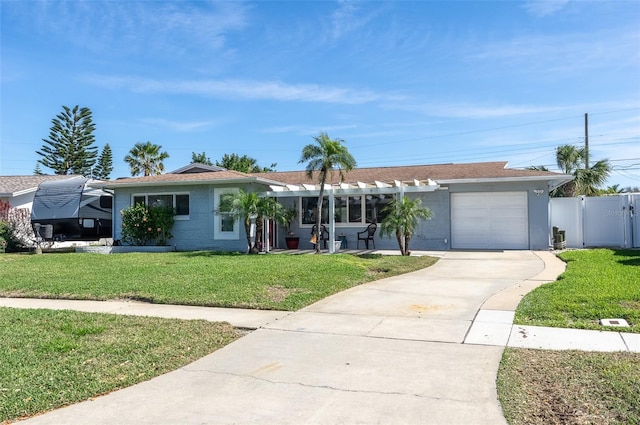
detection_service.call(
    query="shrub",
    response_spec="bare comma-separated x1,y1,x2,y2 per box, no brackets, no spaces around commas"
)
0,208,34,252
120,204,174,246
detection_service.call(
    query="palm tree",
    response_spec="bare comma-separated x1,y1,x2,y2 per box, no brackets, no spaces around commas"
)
380,196,432,256
125,141,169,176
555,144,585,174
553,144,610,197
217,190,285,254
255,197,284,252
574,160,612,196
217,190,260,254
299,132,356,253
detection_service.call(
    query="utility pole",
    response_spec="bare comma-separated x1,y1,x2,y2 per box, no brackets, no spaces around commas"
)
584,113,590,170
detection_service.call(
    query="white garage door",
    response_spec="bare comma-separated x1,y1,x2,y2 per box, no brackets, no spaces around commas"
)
451,192,529,249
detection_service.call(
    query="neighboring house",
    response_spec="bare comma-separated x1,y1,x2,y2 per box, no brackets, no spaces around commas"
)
0,175,84,212
96,161,572,252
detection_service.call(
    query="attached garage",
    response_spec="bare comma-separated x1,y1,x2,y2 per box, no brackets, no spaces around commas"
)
451,191,529,249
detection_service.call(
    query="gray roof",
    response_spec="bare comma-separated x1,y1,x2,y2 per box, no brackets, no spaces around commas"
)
0,175,84,197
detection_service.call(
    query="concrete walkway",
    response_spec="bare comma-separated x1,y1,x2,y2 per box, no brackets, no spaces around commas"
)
0,297,290,330
8,250,637,425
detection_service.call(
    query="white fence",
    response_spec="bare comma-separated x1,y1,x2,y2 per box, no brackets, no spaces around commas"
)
550,194,639,248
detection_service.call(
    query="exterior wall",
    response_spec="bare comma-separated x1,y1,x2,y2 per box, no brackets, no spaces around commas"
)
7,192,35,210
113,180,553,252
113,183,268,252
274,190,450,251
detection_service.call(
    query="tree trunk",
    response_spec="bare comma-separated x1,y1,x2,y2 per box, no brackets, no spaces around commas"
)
395,230,404,255
255,215,264,252
404,234,411,256
314,169,328,254
244,217,256,254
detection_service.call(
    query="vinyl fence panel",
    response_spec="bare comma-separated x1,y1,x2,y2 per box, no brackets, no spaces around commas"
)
632,195,640,248
550,195,635,249
583,196,631,248
550,197,584,248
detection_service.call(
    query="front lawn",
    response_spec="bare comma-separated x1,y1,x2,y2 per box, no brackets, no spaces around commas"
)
0,252,438,311
499,248,640,424
514,249,640,333
0,308,239,423
498,348,640,425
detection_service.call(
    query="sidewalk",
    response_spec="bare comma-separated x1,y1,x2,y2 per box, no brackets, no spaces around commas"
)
464,251,640,353
0,297,290,329
4,295,636,353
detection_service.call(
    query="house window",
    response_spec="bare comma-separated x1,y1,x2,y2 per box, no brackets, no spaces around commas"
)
219,193,235,232
366,194,392,223
301,197,328,225
175,194,189,216
299,194,391,225
335,197,347,223
131,193,190,219
348,196,363,223
214,188,239,240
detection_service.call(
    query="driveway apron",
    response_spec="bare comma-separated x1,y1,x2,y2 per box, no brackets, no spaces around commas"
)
20,251,545,425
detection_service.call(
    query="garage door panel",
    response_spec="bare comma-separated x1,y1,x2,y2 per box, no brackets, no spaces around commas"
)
451,192,528,250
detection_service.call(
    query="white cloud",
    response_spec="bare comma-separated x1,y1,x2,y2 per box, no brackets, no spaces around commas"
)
138,118,221,132
261,124,358,136
85,75,384,105
467,29,640,74
523,0,570,17
26,1,248,56
330,0,381,39
391,101,570,119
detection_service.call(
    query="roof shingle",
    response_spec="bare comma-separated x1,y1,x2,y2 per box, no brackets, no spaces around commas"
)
0,175,84,196
254,161,567,185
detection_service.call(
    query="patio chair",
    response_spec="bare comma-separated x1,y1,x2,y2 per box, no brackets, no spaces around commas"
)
310,224,329,249
357,223,377,249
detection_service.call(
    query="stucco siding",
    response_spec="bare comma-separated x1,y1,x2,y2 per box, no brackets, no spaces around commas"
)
113,183,271,252
111,179,553,252
8,192,35,210
406,190,450,250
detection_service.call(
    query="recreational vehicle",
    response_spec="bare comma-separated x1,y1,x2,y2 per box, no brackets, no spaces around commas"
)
31,177,113,241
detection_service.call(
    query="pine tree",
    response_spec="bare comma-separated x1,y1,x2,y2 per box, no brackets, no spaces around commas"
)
93,143,113,180
33,163,44,175
36,105,98,175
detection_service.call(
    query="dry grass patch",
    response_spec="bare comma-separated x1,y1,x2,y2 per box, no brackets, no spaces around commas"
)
498,348,640,425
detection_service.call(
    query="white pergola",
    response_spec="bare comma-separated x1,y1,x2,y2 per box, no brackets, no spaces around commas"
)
262,178,440,253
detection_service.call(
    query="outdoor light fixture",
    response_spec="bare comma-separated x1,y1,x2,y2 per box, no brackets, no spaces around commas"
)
533,189,544,196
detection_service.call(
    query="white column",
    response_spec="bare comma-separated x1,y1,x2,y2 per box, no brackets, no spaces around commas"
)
328,187,335,253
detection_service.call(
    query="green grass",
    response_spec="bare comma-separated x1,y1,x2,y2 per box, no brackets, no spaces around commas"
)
0,307,239,423
498,348,640,425
514,249,640,333
501,249,640,424
0,252,438,311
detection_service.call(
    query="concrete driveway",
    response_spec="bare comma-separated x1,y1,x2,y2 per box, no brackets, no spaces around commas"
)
20,251,547,425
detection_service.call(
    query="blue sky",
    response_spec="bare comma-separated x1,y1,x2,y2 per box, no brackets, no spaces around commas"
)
1,0,639,188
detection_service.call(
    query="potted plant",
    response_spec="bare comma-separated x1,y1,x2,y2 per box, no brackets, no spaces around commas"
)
280,207,299,249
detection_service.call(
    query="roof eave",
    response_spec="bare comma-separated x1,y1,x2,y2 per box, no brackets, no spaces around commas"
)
94,176,276,189
12,187,39,197
439,175,573,185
